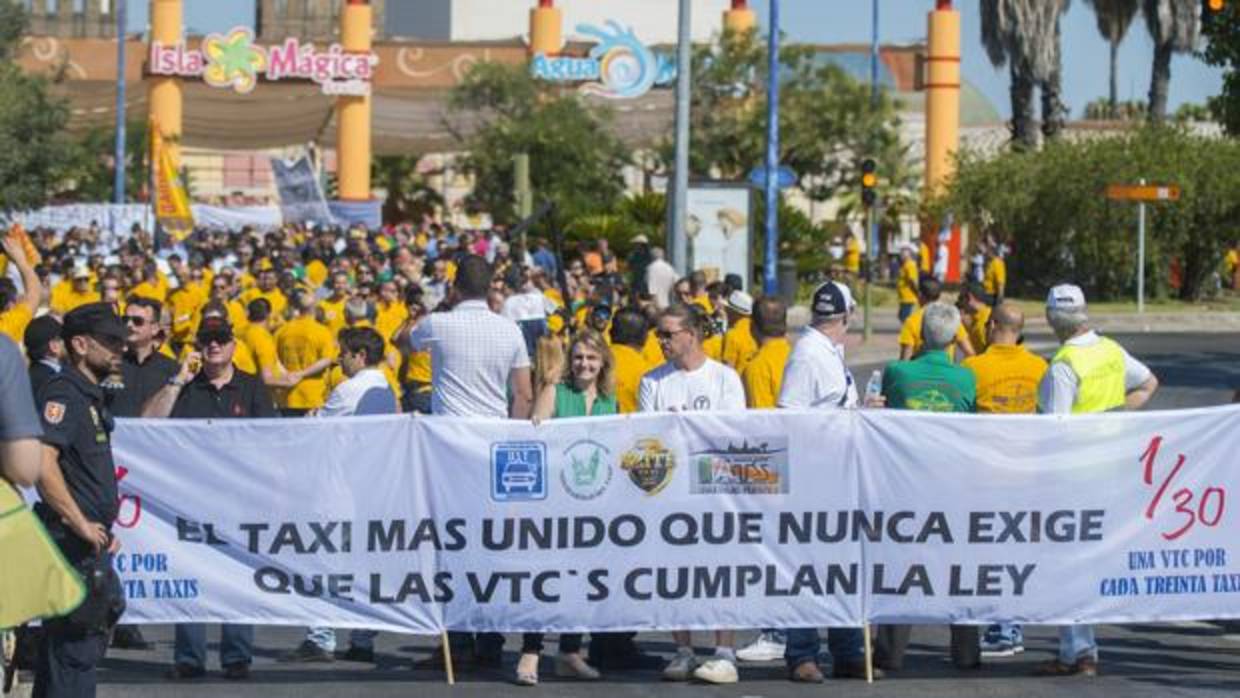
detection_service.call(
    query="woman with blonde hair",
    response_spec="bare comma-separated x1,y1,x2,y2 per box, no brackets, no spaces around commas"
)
515,329,616,686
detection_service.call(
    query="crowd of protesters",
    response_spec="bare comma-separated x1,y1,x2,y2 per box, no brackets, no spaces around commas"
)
0,216,1157,692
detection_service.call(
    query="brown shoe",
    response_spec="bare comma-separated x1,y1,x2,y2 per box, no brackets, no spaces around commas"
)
789,661,824,683
1033,658,1097,677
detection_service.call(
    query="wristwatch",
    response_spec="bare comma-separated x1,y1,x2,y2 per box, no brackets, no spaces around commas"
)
167,375,189,388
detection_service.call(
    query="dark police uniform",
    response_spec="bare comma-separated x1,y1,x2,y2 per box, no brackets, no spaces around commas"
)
32,304,126,698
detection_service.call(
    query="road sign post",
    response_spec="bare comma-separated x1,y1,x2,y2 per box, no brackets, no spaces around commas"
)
1105,181,1180,314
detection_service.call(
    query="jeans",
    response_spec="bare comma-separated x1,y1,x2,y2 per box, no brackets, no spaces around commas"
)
898,303,915,323
174,624,254,668
784,627,864,668
306,627,379,653
1058,625,1097,664
984,623,1023,645
447,631,504,660
521,633,583,654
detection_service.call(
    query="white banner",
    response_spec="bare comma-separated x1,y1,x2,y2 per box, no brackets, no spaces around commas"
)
108,406,1240,632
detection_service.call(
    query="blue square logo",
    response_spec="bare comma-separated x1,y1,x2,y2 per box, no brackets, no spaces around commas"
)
491,441,548,501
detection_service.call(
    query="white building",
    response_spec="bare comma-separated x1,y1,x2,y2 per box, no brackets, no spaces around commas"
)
386,0,732,44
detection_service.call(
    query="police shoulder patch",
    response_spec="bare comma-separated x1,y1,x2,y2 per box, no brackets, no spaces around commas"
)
43,401,66,425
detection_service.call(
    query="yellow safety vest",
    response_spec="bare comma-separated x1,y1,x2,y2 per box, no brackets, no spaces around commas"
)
0,482,86,629
1052,337,1127,414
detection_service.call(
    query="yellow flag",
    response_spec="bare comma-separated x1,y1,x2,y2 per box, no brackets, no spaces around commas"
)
151,120,194,241
0,483,85,629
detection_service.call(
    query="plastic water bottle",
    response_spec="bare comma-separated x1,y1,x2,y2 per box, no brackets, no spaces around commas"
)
865,369,883,401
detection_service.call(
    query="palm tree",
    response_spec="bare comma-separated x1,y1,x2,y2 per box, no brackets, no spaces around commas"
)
980,0,1072,149
1086,0,1140,118
1143,0,1200,123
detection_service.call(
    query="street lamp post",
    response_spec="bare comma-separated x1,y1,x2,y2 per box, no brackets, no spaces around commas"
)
113,0,127,210
668,0,692,275
762,0,780,295
863,0,879,342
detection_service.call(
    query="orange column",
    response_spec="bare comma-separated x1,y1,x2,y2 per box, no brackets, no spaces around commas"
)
723,0,756,35
529,0,562,55
924,0,960,197
149,0,183,166
337,0,372,201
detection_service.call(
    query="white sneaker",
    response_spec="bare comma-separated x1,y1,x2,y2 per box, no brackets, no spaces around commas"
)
736,633,786,663
693,657,739,684
662,651,698,681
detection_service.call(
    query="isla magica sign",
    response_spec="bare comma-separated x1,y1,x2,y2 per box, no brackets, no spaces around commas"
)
531,22,675,99
149,27,377,96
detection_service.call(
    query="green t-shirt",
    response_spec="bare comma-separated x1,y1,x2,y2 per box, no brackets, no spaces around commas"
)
882,350,977,413
554,382,618,418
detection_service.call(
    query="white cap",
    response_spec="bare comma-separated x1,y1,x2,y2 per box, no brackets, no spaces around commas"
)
71,265,90,279
1046,284,1086,311
725,290,753,315
631,234,650,244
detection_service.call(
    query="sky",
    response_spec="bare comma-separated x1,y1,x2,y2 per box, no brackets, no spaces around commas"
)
122,0,1223,120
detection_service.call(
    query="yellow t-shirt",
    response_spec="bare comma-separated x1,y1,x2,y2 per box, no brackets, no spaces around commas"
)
962,344,1048,414
305,260,329,290
275,316,337,409
129,280,166,304
984,258,1007,297
168,287,206,346
240,288,288,327
919,241,932,274
318,297,348,336
703,333,723,362
742,338,791,409
227,299,249,335
897,306,969,359
967,304,992,356
897,259,919,305
375,301,409,344
611,344,651,414
0,305,33,346
241,323,281,378
845,238,861,273
1226,249,1239,273
51,285,100,316
722,317,758,375
641,329,665,366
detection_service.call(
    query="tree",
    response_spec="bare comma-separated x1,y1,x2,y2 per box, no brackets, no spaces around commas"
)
373,154,442,225
931,126,1240,301
1199,2,1240,135
980,0,1071,148
0,1,77,211
59,120,150,203
445,62,631,228
1086,0,1141,118
1143,0,1200,123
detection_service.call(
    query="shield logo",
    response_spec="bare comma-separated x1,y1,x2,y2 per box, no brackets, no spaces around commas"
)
620,437,676,496
43,401,65,425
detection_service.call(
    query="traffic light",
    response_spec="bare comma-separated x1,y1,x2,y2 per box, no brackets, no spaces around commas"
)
861,158,878,208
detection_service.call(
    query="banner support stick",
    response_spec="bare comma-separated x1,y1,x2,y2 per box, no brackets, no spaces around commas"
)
863,624,873,683
440,631,455,685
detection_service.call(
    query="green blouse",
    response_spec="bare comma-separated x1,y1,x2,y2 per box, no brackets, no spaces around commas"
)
554,382,618,418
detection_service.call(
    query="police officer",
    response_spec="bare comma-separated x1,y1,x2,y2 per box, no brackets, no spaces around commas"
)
32,303,127,698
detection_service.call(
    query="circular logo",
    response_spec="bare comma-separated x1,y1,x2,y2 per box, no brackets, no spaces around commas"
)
620,437,677,496
560,440,613,500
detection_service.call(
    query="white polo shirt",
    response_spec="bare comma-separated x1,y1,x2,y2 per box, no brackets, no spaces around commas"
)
638,358,745,413
777,326,858,410
408,299,530,418
319,368,398,417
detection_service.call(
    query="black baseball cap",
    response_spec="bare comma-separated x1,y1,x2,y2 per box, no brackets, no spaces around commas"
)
810,281,852,319
24,315,62,358
62,302,127,342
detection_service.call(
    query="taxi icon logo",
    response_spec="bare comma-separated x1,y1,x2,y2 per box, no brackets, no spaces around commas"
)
491,441,547,502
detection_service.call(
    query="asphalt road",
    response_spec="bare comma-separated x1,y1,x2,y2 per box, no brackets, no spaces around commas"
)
24,332,1240,697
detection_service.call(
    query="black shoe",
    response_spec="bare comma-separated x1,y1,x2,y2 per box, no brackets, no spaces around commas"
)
165,663,207,681
222,662,251,680
341,646,375,663
473,652,504,669
833,659,884,680
413,649,471,672
589,646,664,671
111,625,153,650
278,640,335,663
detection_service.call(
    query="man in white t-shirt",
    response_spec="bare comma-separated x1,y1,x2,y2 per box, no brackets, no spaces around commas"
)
638,304,745,684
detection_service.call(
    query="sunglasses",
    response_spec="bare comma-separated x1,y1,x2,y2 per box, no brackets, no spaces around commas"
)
655,328,689,340
197,332,233,348
123,315,148,327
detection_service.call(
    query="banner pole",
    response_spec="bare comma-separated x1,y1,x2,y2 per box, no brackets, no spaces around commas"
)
863,624,873,684
440,631,455,685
